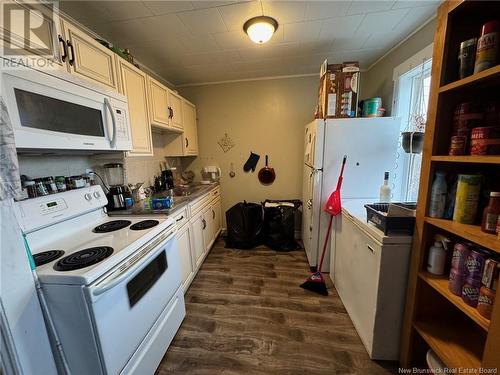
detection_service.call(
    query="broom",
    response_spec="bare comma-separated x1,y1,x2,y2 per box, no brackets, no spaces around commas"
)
300,156,347,296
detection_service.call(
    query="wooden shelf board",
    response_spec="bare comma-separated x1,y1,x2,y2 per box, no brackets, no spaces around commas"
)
425,217,500,254
439,65,500,93
431,155,500,164
414,320,483,370
419,272,490,331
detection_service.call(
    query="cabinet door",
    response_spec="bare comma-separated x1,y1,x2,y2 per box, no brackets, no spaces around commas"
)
168,90,183,131
212,199,222,239
148,77,170,128
62,20,118,90
1,2,65,69
182,100,199,156
176,224,194,292
118,59,153,156
202,206,214,252
191,213,206,269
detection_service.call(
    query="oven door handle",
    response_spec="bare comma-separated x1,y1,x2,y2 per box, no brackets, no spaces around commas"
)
104,97,117,149
91,229,175,297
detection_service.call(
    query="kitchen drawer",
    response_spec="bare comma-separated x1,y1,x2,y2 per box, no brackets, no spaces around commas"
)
189,194,211,216
173,207,188,229
209,187,220,202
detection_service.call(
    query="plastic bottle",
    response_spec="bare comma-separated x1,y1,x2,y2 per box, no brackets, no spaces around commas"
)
429,171,447,218
379,171,391,203
427,241,446,275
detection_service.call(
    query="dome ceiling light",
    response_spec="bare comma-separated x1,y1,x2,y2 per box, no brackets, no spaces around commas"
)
243,16,278,44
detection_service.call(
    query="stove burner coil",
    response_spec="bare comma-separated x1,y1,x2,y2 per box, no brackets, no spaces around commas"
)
33,250,65,267
93,220,131,233
54,247,114,271
130,220,160,231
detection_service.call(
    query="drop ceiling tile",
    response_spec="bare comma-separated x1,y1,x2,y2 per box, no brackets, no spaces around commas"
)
173,50,242,66
59,1,113,28
177,7,228,34
363,31,402,51
347,1,395,15
132,14,191,39
261,1,307,24
102,1,154,21
283,20,322,43
213,30,249,49
304,1,351,21
356,7,410,34
218,1,261,31
392,4,437,34
331,35,370,51
340,47,385,67
319,14,364,39
392,0,440,9
191,1,240,10
142,1,195,15
178,34,221,54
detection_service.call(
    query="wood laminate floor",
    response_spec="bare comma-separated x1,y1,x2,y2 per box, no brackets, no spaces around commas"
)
156,240,398,375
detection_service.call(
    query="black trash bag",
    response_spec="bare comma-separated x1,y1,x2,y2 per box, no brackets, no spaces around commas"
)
225,201,264,249
262,199,302,251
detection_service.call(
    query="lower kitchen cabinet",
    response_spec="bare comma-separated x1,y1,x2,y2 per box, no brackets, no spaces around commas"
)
212,198,222,239
176,223,194,292
202,205,214,251
190,211,206,270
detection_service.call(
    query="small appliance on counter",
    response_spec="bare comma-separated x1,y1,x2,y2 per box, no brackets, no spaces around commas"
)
104,163,127,211
201,166,221,184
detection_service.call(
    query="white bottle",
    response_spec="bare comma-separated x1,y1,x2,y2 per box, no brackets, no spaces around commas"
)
427,241,446,275
379,171,391,203
429,171,447,218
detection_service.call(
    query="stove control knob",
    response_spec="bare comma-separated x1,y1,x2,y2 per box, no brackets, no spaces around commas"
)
93,191,101,199
84,193,92,201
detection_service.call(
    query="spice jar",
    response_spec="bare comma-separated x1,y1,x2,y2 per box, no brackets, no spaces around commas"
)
43,177,58,194
24,180,37,198
481,192,500,234
55,176,67,192
34,178,49,196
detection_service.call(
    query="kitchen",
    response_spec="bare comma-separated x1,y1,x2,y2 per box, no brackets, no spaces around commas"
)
1,0,500,374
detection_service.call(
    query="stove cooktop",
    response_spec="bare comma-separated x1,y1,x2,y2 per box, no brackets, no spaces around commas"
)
130,220,159,231
93,220,132,233
33,250,65,267
54,247,114,271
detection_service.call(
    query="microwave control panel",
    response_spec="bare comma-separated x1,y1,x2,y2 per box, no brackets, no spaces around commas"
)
115,108,128,138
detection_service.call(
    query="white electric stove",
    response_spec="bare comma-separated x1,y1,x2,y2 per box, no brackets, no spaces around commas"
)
15,186,186,375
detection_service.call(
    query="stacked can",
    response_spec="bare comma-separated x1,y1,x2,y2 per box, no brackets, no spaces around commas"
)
477,258,499,319
449,243,470,295
462,249,490,307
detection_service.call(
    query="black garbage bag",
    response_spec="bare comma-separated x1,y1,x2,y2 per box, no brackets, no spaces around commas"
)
225,201,264,249
262,199,302,251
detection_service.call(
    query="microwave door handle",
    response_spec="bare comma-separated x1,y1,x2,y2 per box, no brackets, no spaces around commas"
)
92,229,175,296
104,98,117,149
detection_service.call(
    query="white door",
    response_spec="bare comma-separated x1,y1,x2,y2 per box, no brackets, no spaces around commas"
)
176,224,193,292
191,213,205,269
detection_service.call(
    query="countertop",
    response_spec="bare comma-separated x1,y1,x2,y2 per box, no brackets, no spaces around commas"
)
108,183,219,217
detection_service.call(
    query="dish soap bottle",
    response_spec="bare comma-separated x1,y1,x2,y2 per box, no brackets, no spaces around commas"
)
429,171,447,218
427,241,446,275
379,171,391,203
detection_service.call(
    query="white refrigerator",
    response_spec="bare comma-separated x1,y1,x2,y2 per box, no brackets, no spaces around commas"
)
302,117,401,271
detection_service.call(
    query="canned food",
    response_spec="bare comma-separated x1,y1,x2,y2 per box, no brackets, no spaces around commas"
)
453,174,482,224
477,286,496,319
451,243,470,272
449,268,466,296
449,135,468,155
465,249,488,283
470,126,500,155
482,258,499,290
462,279,481,307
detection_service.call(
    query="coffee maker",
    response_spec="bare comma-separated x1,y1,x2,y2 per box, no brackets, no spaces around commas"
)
104,163,127,211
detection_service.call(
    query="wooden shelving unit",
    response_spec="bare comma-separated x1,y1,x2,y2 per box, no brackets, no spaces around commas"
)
400,0,500,371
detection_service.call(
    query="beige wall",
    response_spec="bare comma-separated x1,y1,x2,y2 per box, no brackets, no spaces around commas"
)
360,19,436,114
180,76,318,225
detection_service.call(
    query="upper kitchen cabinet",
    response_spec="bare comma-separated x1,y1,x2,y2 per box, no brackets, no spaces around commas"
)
61,19,119,91
0,2,64,68
182,100,199,156
117,58,153,156
168,90,184,131
148,76,171,129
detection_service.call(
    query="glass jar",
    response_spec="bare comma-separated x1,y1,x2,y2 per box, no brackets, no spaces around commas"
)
43,177,58,194
24,180,38,198
34,178,49,196
481,192,500,234
55,176,67,192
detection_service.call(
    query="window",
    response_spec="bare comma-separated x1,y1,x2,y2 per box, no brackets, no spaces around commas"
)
392,44,433,202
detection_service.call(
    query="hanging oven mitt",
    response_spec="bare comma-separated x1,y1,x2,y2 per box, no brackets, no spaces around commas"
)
243,152,260,172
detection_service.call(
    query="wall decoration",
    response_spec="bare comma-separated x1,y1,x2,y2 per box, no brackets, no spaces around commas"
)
218,133,235,153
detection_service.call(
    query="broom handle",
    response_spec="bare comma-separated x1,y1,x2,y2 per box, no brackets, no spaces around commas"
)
336,156,347,190
318,215,334,273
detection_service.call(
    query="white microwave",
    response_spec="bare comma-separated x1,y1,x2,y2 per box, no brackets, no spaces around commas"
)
1,64,132,152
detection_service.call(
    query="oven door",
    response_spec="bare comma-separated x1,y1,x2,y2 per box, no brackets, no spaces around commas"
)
86,227,181,375
1,65,131,151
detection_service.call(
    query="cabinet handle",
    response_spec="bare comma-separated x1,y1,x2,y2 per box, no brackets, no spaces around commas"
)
307,199,312,209
212,209,215,219
367,244,375,253
176,215,184,222
168,106,173,119
67,40,75,66
185,138,189,148
202,219,206,230
58,35,67,62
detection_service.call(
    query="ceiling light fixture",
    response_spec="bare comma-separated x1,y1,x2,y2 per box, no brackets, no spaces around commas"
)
243,16,278,44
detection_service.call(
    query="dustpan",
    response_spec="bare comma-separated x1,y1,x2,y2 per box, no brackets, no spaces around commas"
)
300,155,347,296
